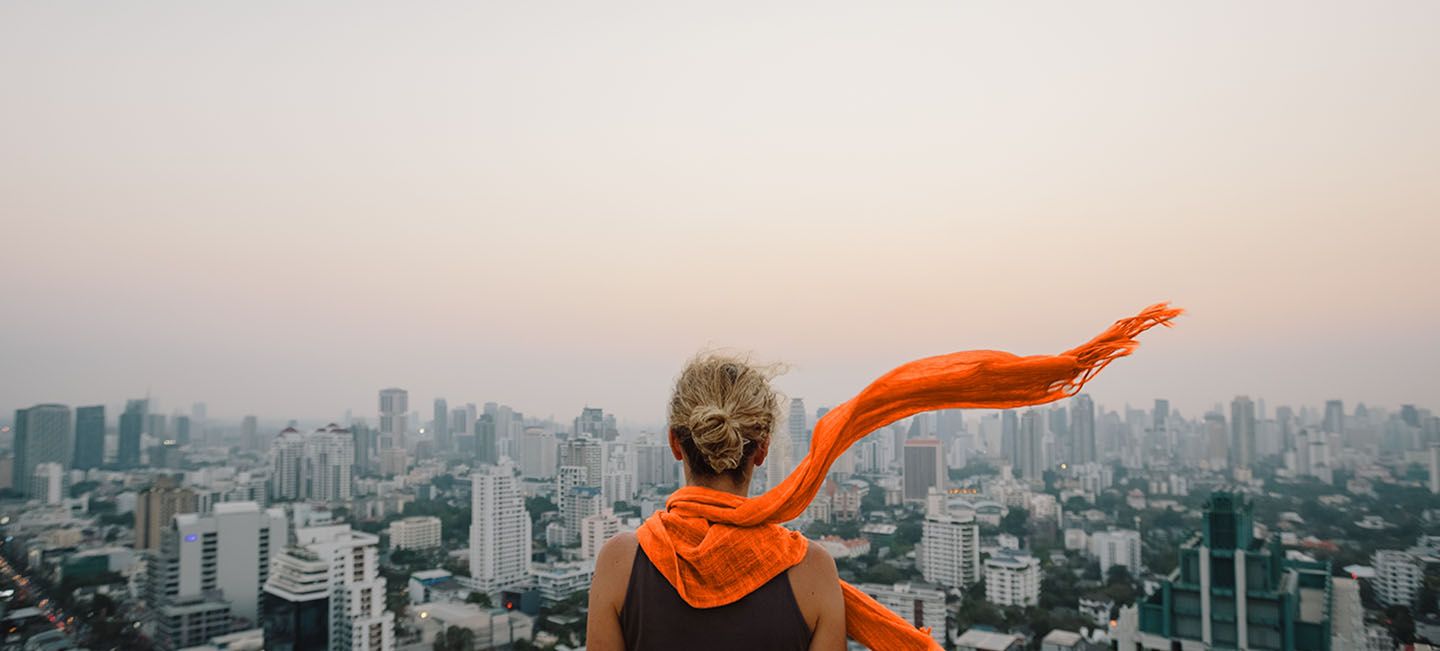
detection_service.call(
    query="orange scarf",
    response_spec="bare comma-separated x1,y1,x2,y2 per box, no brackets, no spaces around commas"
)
636,303,1182,649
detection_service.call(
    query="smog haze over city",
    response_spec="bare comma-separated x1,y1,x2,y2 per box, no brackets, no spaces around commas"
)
2,3,1439,651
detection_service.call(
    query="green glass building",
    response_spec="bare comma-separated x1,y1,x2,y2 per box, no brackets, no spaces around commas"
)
1123,491,1333,651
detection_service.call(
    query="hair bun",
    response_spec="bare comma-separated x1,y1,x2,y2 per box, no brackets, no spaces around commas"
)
687,405,746,472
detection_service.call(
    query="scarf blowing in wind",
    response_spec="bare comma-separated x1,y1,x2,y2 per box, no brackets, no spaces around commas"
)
634,303,1183,650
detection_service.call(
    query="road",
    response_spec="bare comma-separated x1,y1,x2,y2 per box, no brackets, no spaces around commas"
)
0,550,85,647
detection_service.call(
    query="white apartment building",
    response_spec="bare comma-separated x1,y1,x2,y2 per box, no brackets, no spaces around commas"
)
296,525,395,651
1091,529,1142,576
1373,549,1422,607
388,516,441,551
920,513,980,588
985,552,1040,607
470,464,533,592
150,502,289,650
855,582,946,647
580,509,622,560
532,561,595,603
271,425,355,502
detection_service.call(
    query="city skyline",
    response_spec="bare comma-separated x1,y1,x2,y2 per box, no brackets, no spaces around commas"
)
3,2,1439,422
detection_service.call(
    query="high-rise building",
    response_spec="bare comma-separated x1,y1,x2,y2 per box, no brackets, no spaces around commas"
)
1323,400,1345,435
902,439,943,502
1230,396,1257,471
432,398,450,454
378,388,408,449
1090,529,1142,576
1016,409,1044,482
119,399,148,468
574,407,606,440
12,404,73,495
147,413,169,442
241,414,259,451
469,464,532,592
475,414,499,466
175,415,192,445
1070,395,1095,466
305,424,355,502
271,428,307,501
149,502,289,649
559,435,604,486
855,582,946,648
1153,399,1170,432
1000,410,1019,469
73,405,105,470
634,438,677,487
984,551,1040,607
1121,491,1338,650
135,476,200,550
296,526,394,650
920,513,979,588
789,398,809,456
518,427,556,479
1430,446,1440,495
1204,412,1228,469
30,462,67,504
262,544,330,651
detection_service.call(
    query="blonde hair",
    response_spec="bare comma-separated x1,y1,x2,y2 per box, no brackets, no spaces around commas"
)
668,351,787,475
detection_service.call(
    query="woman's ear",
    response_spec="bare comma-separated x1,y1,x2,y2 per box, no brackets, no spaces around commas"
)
752,436,771,467
668,428,684,461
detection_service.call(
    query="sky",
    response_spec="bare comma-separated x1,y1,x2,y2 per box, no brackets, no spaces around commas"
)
2,1,1438,429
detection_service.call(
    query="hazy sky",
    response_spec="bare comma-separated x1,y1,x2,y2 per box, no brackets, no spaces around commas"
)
3,1,1438,428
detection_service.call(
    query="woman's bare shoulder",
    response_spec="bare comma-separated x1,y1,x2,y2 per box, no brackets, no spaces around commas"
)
592,531,639,607
790,539,839,586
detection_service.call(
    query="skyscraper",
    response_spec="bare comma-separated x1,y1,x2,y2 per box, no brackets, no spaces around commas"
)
1323,400,1345,435
1070,395,1095,466
518,427,556,479
559,435,603,486
1000,410,1019,469
902,439,943,502
789,398,808,455
432,398,450,454
475,414,498,466
73,404,106,470
1016,409,1044,482
1230,396,1257,471
13,404,73,495
272,425,355,503
174,415,191,445
469,464,532,592
119,399,148,468
1153,399,1170,432
574,407,605,440
378,388,408,449
242,414,259,450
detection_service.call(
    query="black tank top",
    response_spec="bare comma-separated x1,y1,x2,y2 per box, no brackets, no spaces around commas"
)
620,546,811,650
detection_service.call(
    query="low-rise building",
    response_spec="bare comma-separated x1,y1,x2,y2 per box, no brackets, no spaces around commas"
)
388,516,442,551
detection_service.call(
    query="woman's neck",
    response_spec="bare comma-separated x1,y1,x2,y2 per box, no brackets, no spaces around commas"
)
687,475,751,498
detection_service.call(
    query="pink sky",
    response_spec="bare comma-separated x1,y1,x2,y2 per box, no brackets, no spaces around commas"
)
2,1,1438,426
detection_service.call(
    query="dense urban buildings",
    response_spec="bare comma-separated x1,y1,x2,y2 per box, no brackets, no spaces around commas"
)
1,387,1437,651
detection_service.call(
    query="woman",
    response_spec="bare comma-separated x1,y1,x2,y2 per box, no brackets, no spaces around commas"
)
586,355,846,650
586,303,1181,650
